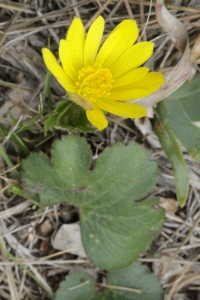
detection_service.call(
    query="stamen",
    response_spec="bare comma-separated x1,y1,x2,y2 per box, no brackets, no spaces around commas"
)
76,65,113,102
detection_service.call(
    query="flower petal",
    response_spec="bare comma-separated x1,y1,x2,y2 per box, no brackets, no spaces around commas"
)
95,28,122,66
124,72,165,91
95,20,139,69
109,72,165,100
86,103,108,130
97,98,146,118
66,18,85,71
110,42,154,79
84,16,105,66
109,89,154,100
42,48,76,92
112,19,138,40
57,78,77,93
59,39,77,81
113,67,149,88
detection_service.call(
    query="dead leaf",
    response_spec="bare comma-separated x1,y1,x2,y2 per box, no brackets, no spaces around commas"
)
156,0,188,52
153,254,184,285
159,197,178,213
39,218,53,236
0,74,31,121
134,117,161,148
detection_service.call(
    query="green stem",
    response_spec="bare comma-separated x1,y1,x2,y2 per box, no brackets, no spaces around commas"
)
0,145,20,180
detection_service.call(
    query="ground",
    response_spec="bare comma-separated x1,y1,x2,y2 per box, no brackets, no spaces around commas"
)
1,0,200,299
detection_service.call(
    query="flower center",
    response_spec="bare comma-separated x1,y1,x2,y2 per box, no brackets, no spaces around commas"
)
75,65,113,102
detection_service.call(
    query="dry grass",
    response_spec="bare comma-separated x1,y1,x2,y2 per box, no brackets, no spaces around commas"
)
1,0,200,299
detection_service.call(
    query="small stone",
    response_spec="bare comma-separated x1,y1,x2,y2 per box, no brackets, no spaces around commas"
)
52,223,86,258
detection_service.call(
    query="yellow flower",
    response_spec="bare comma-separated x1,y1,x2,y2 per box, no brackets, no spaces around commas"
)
42,16,165,130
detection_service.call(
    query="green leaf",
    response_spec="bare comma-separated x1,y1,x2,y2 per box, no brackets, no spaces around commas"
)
0,124,30,155
81,197,162,270
44,114,57,136
21,135,164,270
55,263,163,300
16,111,44,133
159,73,200,163
153,102,189,207
8,185,39,207
44,100,72,135
44,100,94,133
0,145,20,180
12,133,30,155
164,73,200,122
164,98,200,163
55,272,95,300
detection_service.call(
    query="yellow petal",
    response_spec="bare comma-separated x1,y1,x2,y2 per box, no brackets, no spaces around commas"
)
95,28,122,66
113,67,149,88
97,98,146,118
66,18,85,71
109,89,154,100
95,20,138,69
124,71,165,91
57,78,77,93
102,20,139,69
110,72,165,100
99,20,138,68
84,16,105,66
112,19,138,40
109,72,165,101
59,39,77,81
111,42,154,79
86,103,108,130
42,48,76,92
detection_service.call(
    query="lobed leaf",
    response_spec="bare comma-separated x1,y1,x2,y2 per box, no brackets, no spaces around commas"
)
55,262,163,300
55,272,95,300
22,135,164,269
